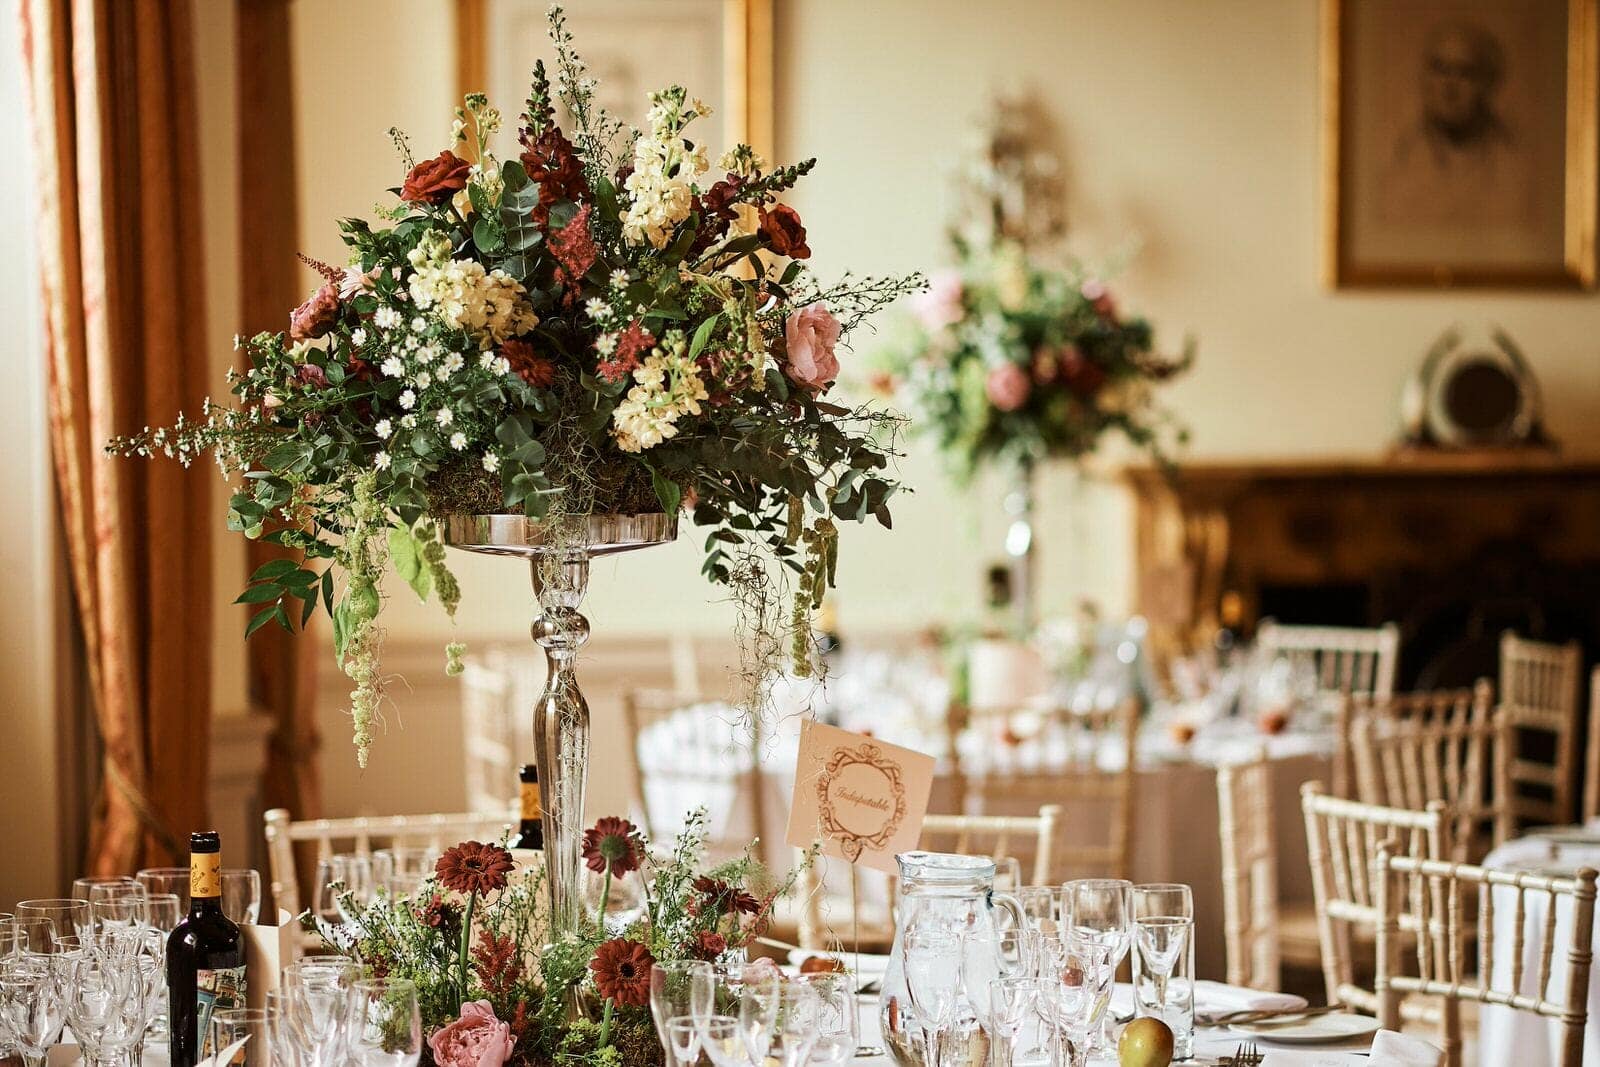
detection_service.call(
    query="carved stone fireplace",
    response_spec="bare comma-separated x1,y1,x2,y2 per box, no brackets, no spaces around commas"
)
1123,451,1600,686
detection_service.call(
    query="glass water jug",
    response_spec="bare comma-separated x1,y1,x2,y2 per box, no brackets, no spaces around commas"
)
878,851,1026,1066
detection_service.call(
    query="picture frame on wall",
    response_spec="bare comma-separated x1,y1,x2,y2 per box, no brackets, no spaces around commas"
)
1322,0,1598,288
455,0,773,163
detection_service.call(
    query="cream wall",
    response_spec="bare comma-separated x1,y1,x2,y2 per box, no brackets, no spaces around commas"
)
283,1,1600,807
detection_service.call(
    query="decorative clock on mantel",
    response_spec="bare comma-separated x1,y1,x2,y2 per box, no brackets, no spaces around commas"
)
1399,325,1550,450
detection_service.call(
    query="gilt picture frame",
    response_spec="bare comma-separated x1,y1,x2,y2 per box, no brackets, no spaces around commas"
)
1322,0,1598,288
456,0,773,163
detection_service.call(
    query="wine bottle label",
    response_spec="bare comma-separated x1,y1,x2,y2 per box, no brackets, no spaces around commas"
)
191,852,222,899
196,965,247,1055
520,780,543,821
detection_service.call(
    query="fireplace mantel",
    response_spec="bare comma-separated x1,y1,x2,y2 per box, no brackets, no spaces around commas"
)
1122,451,1600,677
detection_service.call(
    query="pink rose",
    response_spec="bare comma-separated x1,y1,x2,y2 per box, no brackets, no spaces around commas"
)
986,363,1031,412
289,282,340,341
783,302,841,392
426,1001,515,1067
911,269,964,330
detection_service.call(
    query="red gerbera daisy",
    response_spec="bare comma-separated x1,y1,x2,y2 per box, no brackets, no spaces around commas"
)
434,840,514,895
589,938,654,1007
581,817,642,877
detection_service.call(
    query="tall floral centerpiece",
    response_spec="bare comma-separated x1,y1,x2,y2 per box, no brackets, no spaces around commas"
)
110,8,917,940
876,97,1191,631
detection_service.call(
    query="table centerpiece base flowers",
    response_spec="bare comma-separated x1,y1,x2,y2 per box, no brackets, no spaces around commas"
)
313,810,804,1067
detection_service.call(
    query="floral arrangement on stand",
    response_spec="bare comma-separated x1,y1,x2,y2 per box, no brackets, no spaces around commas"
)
316,811,798,1067
108,6,918,764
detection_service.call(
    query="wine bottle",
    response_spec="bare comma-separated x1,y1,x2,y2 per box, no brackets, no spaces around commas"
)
508,763,544,850
167,830,246,1067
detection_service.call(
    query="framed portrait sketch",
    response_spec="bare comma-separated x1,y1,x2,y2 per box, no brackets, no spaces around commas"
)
456,0,773,162
1322,0,1598,288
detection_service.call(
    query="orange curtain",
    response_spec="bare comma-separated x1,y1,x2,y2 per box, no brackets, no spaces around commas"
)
22,0,214,872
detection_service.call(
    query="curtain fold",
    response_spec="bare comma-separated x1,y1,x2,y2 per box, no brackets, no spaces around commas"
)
22,0,214,872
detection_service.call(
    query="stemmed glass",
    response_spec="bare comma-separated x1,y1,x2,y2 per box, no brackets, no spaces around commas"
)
649,961,713,1059
664,1016,701,1067
903,927,963,1067
1061,878,1131,1052
222,870,264,925
371,850,439,898
15,900,90,943
1017,886,1057,932
213,1007,278,1067
63,952,147,1067
0,960,66,1067
348,978,422,1067
71,878,142,905
987,977,1043,1067
697,1014,745,1066
1132,883,1196,1060
10,919,59,958
313,856,374,926
797,972,857,1064
736,973,779,1064
136,868,192,911
281,958,360,1067
766,982,820,1067
1038,935,1116,1067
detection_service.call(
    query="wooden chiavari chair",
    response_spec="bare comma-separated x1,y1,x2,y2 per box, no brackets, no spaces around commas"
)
1349,680,1512,863
958,698,1138,882
1300,782,1450,1020
263,807,515,951
1335,682,1495,801
622,689,765,860
1257,621,1400,703
795,806,1062,950
1500,632,1583,827
1217,751,1281,989
1586,666,1600,823
1374,845,1598,1067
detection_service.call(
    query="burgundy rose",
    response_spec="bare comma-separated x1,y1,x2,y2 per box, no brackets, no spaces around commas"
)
401,150,473,205
289,282,340,341
760,204,810,259
296,363,329,389
688,930,728,961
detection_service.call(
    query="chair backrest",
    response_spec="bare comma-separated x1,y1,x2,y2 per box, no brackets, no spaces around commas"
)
959,699,1139,881
1586,666,1600,823
1349,681,1511,863
1375,847,1598,1067
1218,751,1279,991
1500,631,1583,827
263,806,514,944
622,690,765,856
1335,682,1496,800
1257,621,1401,704
458,648,525,814
1300,781,1448,1016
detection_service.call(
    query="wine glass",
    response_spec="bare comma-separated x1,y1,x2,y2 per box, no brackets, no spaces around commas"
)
348,978,422,1067
1061,878,1131,1052
1038,935,1116,1067
137,868,192,912
664,1016,701,1067
71,877,141,904
1132,883,1195,1060
796,972,857,1064
0,961,65,1067
90,897,146,947
213,1007,278,1067
222,869,264,925
1018,886,1057,932
14,900,89,943
736,972,779,1063
987,976,1042,1067
64,952,147,1066
766,981,820,1067
10,919,58,959
696,1014,747,1067
145,893,183,934
371,849,439,897
903,927,963,1067
313,856,373,926
649,960,714,1056
282,958,360,1067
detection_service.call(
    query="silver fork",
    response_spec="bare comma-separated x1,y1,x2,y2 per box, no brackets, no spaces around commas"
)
1230,1042,1265,1066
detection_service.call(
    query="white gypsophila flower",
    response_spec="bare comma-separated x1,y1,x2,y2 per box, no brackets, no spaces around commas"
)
374,306,402,329
399,389,416,410
381,357,405,378
595,333,617,357
478,352,497,369
414,371,433,390
585,297,611,322
351,328,368,346
375,451,392,470
609,269,630,290
375,419,393,440
400,414,418,429
450,432,468,451
481,451,500,473
436,408,454,427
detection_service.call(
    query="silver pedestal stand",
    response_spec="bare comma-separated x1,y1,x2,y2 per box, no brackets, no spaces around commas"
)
442,511,678,941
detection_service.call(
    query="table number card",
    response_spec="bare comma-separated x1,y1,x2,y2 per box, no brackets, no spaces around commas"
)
785,720,935,875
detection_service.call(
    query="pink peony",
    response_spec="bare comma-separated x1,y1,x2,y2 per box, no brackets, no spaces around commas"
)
426,1001,516,1067
986,363,1031,412
911,269,964,331
289,282,340,341
783,302,841,392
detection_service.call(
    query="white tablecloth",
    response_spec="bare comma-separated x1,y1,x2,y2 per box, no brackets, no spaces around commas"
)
1479,835,1600,1067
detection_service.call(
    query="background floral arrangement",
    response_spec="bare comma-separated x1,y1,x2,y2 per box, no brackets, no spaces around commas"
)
875,238,1193,482
109,7,918,764
317,810,798,1067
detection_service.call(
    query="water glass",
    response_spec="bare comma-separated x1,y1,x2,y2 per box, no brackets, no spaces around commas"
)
0,963,66,1067
649,960,714,1054
71,877,142,904
796,972,857,1064
64,953,147,1065
348,978,422,1067
223,869,264,925
371,849,439,897
90,897,146,946
136,867,192,911
696,1014,745,1067
145,893,184,933
736,973,779,1063
1018,886,1057,932
766,982,820,1067
1061,878,1131,1052
313,856,373,926
214,1007,278,1067
281,958,360,1067
1038,935,1116,1067
15,900,90,942
664,1015,701,1067
987,976,1042,1067
1132,882,1196,1060
11,919,59,958
903,927,963,1067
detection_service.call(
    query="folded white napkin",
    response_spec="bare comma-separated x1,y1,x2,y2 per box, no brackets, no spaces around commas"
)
1193,979,1308,1014
1368,1029,1443,1066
